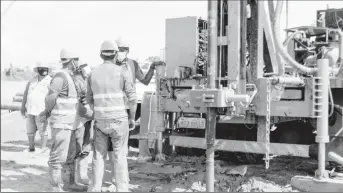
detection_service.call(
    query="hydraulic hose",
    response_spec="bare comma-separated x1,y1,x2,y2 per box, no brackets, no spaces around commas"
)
274,0,317,75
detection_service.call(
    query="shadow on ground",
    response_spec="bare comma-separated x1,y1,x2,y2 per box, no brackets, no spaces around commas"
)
1,160,51,192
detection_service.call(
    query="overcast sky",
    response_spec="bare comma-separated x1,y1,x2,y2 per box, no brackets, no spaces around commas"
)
1,1,342,70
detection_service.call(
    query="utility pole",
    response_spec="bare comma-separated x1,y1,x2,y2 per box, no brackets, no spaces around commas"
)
205,0,218,192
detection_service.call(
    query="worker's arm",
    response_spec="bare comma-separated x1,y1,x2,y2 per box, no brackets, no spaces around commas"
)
41,73,68,118
20,81,30,116
84,74,94,118
135,60,155,86
121,67,137,122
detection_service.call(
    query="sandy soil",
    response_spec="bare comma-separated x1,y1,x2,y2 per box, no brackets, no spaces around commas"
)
1,111,325,192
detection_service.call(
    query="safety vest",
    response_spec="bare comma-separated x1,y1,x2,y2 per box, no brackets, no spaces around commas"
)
49,70,79,128
123,59,136,109
91,61,128,120
26,75,52,116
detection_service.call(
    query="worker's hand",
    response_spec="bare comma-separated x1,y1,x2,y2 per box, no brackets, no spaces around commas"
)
129,119,135,131
150,61,165,70
39,112,47,123
20,106,27,117
83,105,94,120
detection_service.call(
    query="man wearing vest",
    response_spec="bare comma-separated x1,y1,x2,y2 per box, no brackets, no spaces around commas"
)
72,61,93,188
21,62,52,153
115,37,163,154
39,49,86,192
86,40,136,192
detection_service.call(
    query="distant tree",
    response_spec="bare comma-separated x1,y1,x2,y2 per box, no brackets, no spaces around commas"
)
146,56,160,63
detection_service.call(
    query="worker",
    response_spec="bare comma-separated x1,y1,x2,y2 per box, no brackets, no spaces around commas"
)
72,61,93,188
39,48,86,192
113,36,164,157
21,62,52,153
86,40,136,192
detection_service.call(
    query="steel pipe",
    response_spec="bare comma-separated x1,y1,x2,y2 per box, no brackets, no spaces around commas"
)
13,96,23,102
272,77,305,86
1,103,21,111
15,92,24,97
206,0,218,191
315,59,330,179
328,152,343,165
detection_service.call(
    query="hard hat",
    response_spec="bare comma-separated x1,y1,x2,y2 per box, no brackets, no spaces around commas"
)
60,48,79,63
100,40,119,53
33,62,52,73
115,36,130,49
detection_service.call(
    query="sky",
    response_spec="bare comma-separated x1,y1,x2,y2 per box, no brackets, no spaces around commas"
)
1,0,343,70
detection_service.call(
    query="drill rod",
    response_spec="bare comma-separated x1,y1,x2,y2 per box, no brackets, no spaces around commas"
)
206,0,218,192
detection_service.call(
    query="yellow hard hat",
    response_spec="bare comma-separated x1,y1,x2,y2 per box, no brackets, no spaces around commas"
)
115,36,130,49
100,40,119,52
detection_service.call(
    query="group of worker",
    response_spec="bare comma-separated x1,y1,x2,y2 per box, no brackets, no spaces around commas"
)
20,37,163,192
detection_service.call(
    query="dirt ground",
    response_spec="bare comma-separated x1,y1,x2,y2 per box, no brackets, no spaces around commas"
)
1,110,326,192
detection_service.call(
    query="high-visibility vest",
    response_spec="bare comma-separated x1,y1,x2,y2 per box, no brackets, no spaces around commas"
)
26,75,52,116
49,70,79,128
91,62,127,120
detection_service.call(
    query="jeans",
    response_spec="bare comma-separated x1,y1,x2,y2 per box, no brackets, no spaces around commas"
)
48,126,76,170
88,119,129,192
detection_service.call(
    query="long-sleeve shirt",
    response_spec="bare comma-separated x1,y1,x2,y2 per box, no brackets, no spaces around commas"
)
44,71,70,117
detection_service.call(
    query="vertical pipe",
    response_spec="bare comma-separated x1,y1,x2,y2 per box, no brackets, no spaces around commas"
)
155,64,166,157
206,0,218,192
316,59,330,179
218,0,223,84
240,0,247,96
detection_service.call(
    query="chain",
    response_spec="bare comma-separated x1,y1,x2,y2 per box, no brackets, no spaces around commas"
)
265,79,271,169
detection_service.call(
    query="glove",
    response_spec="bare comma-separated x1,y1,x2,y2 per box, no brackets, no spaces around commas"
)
150,61,165,70
20,106,27,117
129,119,135,131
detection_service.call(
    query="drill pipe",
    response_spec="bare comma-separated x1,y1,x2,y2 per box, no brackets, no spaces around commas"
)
206,0,218,192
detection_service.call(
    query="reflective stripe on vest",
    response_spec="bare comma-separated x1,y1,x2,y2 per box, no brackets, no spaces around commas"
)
49,70,78,126
91,63,128,119
93,92,126,112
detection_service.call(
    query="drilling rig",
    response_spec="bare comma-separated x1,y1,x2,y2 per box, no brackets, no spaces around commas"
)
133,0,343,191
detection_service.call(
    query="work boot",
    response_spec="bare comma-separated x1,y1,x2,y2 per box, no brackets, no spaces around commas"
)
75,157,90,186
27,135,35,152
62,167,88,191
49,168,64,192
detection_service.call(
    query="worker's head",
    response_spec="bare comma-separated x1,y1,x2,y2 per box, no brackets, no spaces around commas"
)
60,48,79,73
115,37,130,63
34,62,51,77
79,62,91,79
100,40,119,62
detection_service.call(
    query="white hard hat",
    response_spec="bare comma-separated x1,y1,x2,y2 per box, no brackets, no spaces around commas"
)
33,62,52,73
115,36,130,49
100,40,119,54
60,48,79,63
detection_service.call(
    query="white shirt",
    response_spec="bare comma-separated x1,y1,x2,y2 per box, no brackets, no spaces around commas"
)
26,75,52,116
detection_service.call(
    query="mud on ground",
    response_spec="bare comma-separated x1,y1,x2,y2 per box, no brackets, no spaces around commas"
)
1,137,321,192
